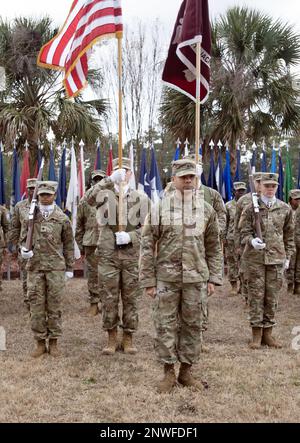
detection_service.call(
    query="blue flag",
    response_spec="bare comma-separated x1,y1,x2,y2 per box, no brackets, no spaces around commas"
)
48,147,57,181
207,148,217,190
270,147,277,173
261,149,267,172
0,147,5,205
251,147,257,170
57,148,67,209
277,150,284,201
173,142,181,161
199,146,206,185
149,147,163,201
138,148,150,198
11,147,21,210
215,149,223,195
223,148,232,202
234,148,242,182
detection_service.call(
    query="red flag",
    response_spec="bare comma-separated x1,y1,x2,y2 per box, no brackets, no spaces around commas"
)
162,0,211,103
37,0,123,98
20,149,30,199
106,146,113,176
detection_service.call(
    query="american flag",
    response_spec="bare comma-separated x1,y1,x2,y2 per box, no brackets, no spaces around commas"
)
38,0,123,98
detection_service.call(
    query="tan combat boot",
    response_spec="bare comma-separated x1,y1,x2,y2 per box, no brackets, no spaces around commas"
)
178,363,204,391
294,283,300,296
49,339,61,357
229,281,238,297
261,327,282,348
31,339,47,358
249,327,262,350
88,303,99,316
102,328,118,355
157,364,177,394
121,332,137,354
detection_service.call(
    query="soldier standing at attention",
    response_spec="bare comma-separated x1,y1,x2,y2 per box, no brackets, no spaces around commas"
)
139,159,223,393
294,201,300,296
21,181,74,358
86,158,148,356
9,178,37,308
224,182,247,296
286,189,300,294
0,204,9,292
234,173,262,303
239,173,294,350
76,170,106,315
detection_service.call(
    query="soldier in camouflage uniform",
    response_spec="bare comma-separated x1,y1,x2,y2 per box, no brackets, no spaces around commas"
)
140,159,223,393
86,158,148,356
294,205,300,295
225,182,247,296
239,173,294,350
234,172,262,303
76,170,106,315
286,189,300,293
21,181,74,358
0,205,9,292
9,178,36,307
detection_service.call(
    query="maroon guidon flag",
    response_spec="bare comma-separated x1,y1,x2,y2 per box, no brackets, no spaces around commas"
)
162,0,211,103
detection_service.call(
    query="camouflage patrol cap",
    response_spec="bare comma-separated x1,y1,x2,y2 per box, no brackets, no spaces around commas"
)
233,181,247,191
91,170,106,180
183,153,203,165
37,181,58,195
289,189,300,200
172,159,197,177
261,172,279,185
253,172,262,181
27,178,37,189
112,157,131,171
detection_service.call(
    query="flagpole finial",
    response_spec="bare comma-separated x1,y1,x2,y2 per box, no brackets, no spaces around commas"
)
209,140,214,149
24,140,29,150
217,140,222,149
236,140,240,150
184,138,189,147
252,142,257,150
0,140,3,152
79,139,85,148
176,138,181,146
225,141,229,150
62,139,67,150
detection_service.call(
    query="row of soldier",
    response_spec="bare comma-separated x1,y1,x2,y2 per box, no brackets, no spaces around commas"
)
0,156,299,393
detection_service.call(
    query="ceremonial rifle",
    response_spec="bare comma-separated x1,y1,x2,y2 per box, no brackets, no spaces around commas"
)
248,162,262,240
25,158,45,252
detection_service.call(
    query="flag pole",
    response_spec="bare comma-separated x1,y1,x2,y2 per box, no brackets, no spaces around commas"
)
117,33,125,230
195,42,201,164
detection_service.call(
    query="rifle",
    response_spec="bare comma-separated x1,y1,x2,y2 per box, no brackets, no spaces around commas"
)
25,158,45,252
248,162,262,240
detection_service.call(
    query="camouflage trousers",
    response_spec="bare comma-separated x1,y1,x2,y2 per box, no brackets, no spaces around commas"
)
247,263,284,328
28,271,65,340
286,250,296,285
98,254,140,333
295,248,300,283
153,280,206,365
225,241,239,282
239,247,249,301
85,246,100,304
0,248,3,290
18,255,28,304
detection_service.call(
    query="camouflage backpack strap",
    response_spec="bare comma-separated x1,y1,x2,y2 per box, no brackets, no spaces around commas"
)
203,185,212,206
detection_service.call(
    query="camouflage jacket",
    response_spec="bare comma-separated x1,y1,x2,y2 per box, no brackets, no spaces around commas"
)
86,178,149,259
234,192,252,248
21,206,74,271
0,205,9,248
225,199,237,241
75,195,99,250
239,198,295,265
139,193,223,287
9,199,30,246
294,206,300,249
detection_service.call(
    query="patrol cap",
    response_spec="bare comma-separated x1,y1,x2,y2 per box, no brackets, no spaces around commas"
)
183,153,203,165
289,189,300,200
37,181,58,195
233,181,247,191
91,170,106,180
172,159,197,177
261,173,279,185
27,178,37,189
112,158,131,171
253,172,262,182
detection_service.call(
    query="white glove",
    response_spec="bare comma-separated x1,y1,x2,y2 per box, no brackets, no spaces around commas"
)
21,246,34,259
65,271,74,280
251,238,266,250
110,169,126,184
284,259,290,270
115,231,131,246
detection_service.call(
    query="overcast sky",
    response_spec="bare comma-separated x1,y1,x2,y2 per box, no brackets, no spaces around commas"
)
1,0,300,34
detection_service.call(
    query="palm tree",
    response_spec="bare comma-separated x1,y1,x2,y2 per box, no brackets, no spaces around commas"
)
160,7,300,160
0,17,108,172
